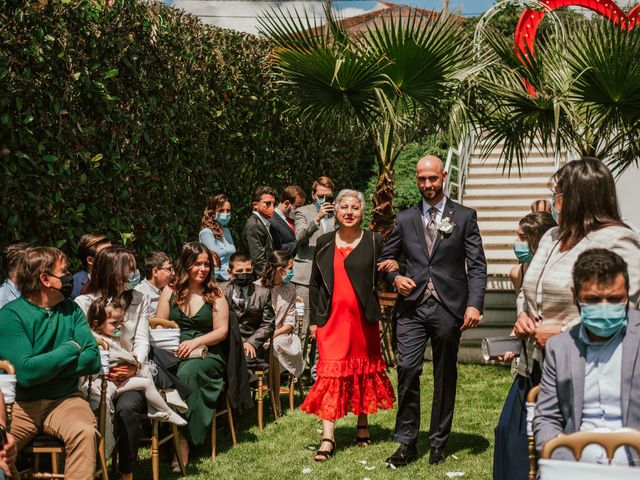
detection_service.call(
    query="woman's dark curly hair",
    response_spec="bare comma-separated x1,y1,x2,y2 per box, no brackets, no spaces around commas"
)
260,250,292,289
170,242,222,308
200,194,230,239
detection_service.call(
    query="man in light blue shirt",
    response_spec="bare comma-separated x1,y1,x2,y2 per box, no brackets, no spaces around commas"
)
0,242,29,309
134,252,173,317
534,248,640,465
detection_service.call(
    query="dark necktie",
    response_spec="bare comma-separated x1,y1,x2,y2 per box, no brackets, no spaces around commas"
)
237,288,247,311
425,207,438,254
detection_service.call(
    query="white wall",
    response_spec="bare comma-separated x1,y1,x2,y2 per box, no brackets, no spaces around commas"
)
616,163,640,228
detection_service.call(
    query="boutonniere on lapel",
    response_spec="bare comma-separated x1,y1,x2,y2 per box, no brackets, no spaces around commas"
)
436,217,455,239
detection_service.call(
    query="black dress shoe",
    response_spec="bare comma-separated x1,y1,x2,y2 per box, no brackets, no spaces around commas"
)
385,442,417,467
429,447,445,465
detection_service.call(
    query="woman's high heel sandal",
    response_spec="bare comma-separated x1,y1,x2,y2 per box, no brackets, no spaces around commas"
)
314,438,336,461
355,425,371,446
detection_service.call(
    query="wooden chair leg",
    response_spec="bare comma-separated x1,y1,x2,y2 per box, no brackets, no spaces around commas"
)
528,434,537,480
171,424,186,476
51,452,59,474
226,395,237,447
98,433,109,480
269,366,281,421
33,453,40,473
257,373,264,431
289,374,295,411
151,420,160,480
211,414,218,460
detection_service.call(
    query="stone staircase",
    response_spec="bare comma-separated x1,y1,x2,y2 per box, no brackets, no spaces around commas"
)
457,143,559,362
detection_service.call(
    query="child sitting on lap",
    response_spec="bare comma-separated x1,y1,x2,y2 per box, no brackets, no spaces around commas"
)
86,296,186,426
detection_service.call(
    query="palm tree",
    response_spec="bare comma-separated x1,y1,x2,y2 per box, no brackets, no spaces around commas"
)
258,6,469,235
464,18,640,176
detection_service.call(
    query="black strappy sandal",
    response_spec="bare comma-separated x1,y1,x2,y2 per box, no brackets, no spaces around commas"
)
314,438,336,461
355,425,371,446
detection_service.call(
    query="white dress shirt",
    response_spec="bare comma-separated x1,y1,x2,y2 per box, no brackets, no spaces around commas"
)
421,196,447,228
134,279,161,317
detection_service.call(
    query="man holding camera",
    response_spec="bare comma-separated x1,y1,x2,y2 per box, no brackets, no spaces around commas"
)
292,176,336,378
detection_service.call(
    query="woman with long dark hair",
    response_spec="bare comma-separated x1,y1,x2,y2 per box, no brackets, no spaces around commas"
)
156,242,229,466
199,194,236,281
75,246,149,480
494,157,640,480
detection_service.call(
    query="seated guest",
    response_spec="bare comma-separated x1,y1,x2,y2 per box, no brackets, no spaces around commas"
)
75,246,150,480
243,186,277,277
72,234,112,298
0,391,17,480
270,185,306,256
0,242,29,309
0,246,101,479
259,250,304,378
223,253,275,371
135,251,173,317
156,242,230,467
534,249,640,464
199,194,236,282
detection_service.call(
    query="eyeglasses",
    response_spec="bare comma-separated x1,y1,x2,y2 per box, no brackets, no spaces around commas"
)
159,266,174,273
261,201,275,207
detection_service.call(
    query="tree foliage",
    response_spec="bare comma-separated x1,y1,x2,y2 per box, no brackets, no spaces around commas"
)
0,0,371,265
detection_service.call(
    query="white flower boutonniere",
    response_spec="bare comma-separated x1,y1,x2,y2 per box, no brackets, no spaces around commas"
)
437,217,455,238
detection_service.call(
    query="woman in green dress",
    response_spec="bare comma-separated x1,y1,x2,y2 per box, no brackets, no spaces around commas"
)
157,242,229,466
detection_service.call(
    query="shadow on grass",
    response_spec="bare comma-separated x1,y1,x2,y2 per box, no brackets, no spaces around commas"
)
445,431,491,455
333,424,396,447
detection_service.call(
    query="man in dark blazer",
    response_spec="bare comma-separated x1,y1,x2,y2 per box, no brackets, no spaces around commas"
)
270,185,306,256
379,156,487,467
242,186,277,276
223,252,275,371
534,249,640,463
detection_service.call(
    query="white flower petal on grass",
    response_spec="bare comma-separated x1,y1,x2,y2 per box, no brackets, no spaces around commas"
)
302,467,312,474
357,460,367,465
445,472,465,478
451,454,459,460
365,466,375,471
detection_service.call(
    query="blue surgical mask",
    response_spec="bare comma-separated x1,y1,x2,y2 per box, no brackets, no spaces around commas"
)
124,269,141,291
579,302,628,338
550,196,560,223
513,241,533,263
315,197,325,209
113,328,122,338
282,269,294,284
216,212,231,226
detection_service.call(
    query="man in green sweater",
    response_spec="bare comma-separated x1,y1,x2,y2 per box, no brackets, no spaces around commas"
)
0,246,101,479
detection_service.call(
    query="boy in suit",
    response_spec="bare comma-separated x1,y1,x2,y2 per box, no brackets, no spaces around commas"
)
223,253,275,370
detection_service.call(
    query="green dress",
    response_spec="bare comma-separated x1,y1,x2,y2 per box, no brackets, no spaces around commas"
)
170,295,227,447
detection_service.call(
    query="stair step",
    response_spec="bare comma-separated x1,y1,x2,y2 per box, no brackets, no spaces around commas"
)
477,209,530,218
466,177,550,186
481,235,523,245
484,242,516,250
464,189,550,199
472,204,533,212
465,198,546,208
478,220,521,231
467,168,556,179
488,264,518,276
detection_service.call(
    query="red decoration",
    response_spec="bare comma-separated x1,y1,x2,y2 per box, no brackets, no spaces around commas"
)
514,1,640,93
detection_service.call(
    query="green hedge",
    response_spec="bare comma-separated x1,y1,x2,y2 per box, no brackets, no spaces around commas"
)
0,0,371,265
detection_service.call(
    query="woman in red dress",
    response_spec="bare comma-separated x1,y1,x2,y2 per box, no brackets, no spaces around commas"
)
300,189,396,461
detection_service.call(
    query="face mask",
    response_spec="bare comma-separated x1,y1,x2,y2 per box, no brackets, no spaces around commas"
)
113,328,122,338
50,273,74,299
233,273,253,287
513,241,533,263
282,269,294,284
214,267,221,278
550,196,560,223
580,302,628,338
124,269,141,291
216,212,231,226
315,197,325,209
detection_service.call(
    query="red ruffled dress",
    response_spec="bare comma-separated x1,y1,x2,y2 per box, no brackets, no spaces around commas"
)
300,245,396,421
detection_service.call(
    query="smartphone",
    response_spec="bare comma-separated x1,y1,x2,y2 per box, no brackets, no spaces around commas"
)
325,195,334,204
0,424,7,447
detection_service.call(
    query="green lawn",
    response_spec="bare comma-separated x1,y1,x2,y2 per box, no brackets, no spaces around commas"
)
139,363,512,480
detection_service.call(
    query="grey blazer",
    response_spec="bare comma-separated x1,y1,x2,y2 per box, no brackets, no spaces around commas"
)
291,203,336,286
533,308,640,457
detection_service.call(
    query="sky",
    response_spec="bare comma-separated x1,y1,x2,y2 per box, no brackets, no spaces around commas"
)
167,0,497,34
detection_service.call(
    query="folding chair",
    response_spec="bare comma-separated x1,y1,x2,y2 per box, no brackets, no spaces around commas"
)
527,384,541,480
17,340,110,480
542,428,640,463
377,290,397,368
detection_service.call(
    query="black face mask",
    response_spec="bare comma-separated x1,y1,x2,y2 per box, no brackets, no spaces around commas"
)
50,273,74,299
233,273,253,287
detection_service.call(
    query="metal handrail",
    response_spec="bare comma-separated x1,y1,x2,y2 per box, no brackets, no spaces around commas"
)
445,128,476,202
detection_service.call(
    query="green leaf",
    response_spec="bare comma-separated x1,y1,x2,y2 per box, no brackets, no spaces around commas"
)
104,68,119,79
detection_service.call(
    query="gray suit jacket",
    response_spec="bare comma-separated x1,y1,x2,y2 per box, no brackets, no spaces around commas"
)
533,308,640,457
291,203,336,286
